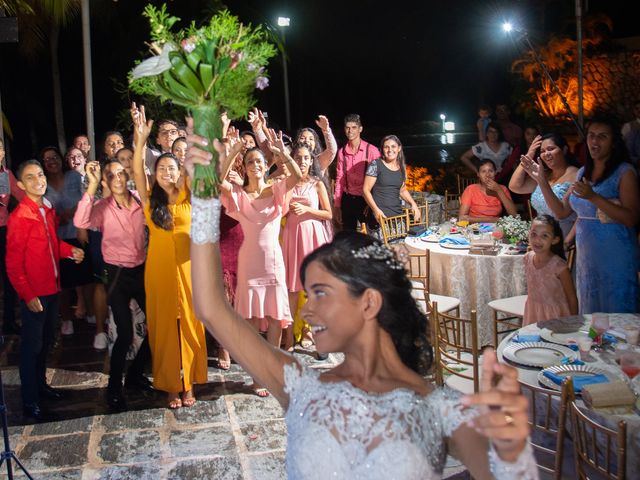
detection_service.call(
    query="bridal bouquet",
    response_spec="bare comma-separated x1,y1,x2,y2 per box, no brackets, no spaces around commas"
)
495,215,531,244
129,4,276,198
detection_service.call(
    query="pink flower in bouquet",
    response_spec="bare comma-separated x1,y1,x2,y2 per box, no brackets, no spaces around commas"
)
492,229,504,240
256,76,269,90
181,36,197,53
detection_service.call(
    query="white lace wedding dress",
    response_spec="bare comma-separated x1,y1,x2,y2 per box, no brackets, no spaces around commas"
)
284,364,538,479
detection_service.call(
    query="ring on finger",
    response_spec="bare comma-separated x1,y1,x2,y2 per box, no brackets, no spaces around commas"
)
504,414,515,426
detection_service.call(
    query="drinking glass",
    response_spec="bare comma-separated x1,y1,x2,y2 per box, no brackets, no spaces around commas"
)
590,313,610,349
620,351,640,395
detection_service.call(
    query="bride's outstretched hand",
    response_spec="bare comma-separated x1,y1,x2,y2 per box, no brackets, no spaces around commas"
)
461,348,529,462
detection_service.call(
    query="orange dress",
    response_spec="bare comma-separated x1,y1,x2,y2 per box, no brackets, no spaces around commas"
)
144,187,207,392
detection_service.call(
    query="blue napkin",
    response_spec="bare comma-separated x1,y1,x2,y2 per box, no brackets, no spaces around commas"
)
418,228,434,238
479,223,493,233
439,236,470,246
512,334,541,343
602,333,619,344
542,371,609,392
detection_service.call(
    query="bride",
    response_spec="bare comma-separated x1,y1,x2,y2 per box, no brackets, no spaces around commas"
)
185,119,537,479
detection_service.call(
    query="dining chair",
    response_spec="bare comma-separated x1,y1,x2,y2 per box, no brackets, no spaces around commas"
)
568,378,627,480
456,174,476,195
380,211,410,245
406,249,461,315
431,302,480,393
408,190,429,206
519,377,573,479
406,204,429,229
443,190,459,219
488,295,527,348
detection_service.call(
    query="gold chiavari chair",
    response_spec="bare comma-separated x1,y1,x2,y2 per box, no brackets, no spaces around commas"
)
520,377,573,479
443,190,460,219
406,249,460,315
568,377,627,480
457,174,476,195
487,295,527,348
431,302,480,393
380,211,410,245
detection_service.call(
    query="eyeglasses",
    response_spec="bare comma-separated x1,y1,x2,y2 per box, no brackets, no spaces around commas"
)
159,129,179,137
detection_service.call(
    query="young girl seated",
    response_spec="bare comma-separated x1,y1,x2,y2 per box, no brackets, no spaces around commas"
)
523,215,578,325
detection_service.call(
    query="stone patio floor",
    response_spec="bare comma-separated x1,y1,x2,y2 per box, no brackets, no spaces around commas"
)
0,318,469,479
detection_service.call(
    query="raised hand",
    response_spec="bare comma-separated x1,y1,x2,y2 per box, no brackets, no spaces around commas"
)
525,135,543,159
85,161,101,186
131,102,153,144
227,169,244,187
315,115,330,131
248,108,262,131
462,348,530,462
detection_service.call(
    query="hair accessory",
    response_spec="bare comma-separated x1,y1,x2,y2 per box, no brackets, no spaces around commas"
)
351,243,407,270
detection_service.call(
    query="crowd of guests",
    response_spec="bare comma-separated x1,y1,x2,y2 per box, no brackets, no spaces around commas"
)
0,99,638,429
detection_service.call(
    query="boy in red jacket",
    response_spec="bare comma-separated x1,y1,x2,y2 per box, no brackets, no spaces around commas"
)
6,160,84,421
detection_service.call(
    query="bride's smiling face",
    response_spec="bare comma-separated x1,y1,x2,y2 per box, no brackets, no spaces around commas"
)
301,261,365,354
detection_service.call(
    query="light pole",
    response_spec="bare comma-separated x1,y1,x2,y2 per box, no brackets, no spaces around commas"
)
440,113,446,133
277,16,291,133
81,0,96,161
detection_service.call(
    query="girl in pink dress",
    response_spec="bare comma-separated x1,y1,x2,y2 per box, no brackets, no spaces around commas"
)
281,143,333,350
523,215,578,325
220,139,303,396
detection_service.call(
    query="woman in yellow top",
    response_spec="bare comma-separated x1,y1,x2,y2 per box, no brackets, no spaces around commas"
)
131,103,207,409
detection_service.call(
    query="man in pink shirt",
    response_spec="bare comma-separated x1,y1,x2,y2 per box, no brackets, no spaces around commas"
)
333,114,381,231
74,160,151,411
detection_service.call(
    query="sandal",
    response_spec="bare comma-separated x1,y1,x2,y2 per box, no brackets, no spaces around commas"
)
253,387,270,398
181,390,196,407
168,394,182,409
217,348,231,370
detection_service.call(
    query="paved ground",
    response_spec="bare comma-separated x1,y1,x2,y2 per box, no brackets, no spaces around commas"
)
0,317,469,479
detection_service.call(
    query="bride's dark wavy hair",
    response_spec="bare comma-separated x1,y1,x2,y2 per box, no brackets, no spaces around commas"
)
150,153,180,230
300,231,432,375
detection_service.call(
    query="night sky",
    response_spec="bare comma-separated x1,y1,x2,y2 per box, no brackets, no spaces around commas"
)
0,0,638,161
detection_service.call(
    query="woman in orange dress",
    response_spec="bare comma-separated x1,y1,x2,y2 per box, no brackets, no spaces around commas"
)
132,104,207,409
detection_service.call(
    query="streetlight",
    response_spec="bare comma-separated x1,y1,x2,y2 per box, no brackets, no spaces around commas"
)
502,22,585,140
277,16,291,133
439,113,446,133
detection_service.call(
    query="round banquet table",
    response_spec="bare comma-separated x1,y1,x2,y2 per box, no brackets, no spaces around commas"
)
405,235,527,346
497,314,640,475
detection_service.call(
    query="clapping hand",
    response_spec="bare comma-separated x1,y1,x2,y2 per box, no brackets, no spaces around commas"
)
572,177,596,200
462,348,529,462
520,155,544,183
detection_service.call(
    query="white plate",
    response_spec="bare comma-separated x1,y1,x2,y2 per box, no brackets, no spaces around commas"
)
502,342,577,368
439,242,470,250
539,328,590,346
537,364,616,392
420,235,441,243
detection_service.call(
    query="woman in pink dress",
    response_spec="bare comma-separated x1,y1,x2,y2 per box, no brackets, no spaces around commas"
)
220,137,302,396
523,215,578,325
281,143,333,350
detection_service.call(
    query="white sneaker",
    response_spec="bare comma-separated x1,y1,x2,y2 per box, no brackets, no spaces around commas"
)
93,332,108,351
61,320,74,336
86,315,96,324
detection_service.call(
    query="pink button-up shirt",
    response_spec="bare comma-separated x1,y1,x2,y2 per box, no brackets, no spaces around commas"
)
333,140,380,207
73,191,146,268
0,167,25,227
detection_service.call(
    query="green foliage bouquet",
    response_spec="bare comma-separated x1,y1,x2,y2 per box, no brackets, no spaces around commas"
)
129,4,276,198
495,215,531,244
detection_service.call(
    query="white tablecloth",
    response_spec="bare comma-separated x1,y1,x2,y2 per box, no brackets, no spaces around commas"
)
405,236,527,346
497,314,640,475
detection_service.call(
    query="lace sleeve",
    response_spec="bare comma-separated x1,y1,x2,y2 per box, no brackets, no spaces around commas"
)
488,440,539,480
437,386,479,437
190,195,221,245
282,362,304,396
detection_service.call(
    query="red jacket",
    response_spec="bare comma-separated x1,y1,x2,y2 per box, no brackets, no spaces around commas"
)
6,196,74,302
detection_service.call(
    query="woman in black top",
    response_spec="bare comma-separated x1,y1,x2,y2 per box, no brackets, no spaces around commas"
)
362,135,420,236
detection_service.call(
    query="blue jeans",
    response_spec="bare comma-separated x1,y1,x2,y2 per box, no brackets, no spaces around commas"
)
19,294,58,406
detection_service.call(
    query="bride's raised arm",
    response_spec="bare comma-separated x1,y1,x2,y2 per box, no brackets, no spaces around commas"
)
185,119,296,407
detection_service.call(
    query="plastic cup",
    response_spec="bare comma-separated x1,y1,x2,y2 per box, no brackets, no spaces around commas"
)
577,337,593,360
624,326,640,345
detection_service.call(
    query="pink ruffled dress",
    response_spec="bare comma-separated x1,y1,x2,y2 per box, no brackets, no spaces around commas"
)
523,251,572,325
282,179,332,292
221,180,292,330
